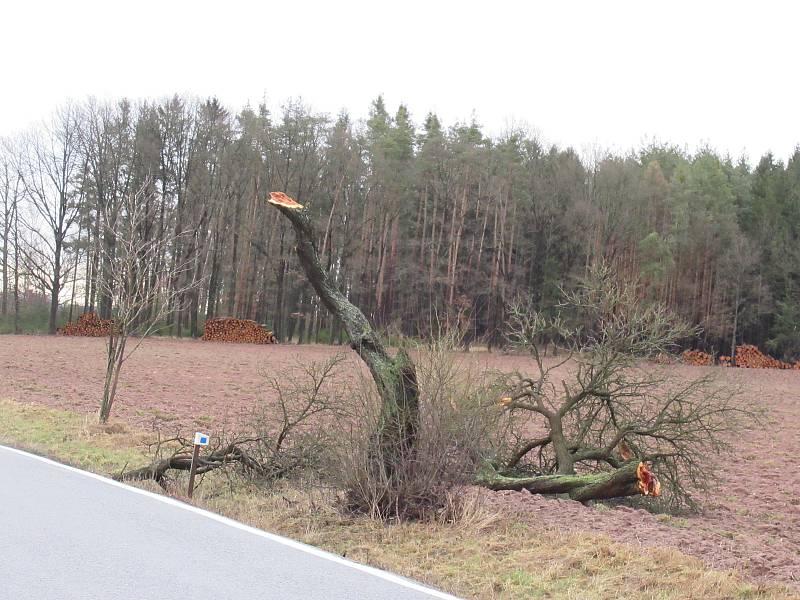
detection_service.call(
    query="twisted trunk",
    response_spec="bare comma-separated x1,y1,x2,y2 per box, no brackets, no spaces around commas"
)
267,192,420,475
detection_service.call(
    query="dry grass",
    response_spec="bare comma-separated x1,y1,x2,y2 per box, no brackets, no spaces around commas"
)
0,397,794,600
198,484,789,600
0,398,148,472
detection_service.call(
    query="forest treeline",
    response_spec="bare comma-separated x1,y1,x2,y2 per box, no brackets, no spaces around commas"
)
1,95,799,358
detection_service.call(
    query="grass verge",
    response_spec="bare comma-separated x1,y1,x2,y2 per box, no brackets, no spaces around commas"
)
0,397,793,600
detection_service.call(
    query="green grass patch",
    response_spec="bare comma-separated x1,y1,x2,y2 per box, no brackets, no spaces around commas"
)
0,398,146,473
0,304,61,334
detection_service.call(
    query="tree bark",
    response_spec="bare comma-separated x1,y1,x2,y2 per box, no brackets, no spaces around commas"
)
99,333,126,423
205,230,220,320
49,243,61,334
12,198,19,333
477,461,646,502
68,223,81,323
1,192,8,317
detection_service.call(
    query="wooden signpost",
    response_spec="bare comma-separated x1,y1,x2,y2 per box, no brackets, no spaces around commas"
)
187,432,210,498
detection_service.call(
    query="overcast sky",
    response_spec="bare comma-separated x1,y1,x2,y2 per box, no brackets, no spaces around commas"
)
2,0,797,163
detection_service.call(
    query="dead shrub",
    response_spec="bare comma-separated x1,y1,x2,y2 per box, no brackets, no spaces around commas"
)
327,335,507,521
247,353,349,481
119,355,347,489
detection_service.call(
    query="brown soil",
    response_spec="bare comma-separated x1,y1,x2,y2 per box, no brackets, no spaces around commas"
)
1,335,797,590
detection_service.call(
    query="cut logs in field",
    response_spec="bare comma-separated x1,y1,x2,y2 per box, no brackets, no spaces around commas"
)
58,312,114,337
683,344,800,369
202,317,277,344
681,349,714,366
733,344,799,369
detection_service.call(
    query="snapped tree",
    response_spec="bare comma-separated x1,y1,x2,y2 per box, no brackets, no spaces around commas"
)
266,191,420,514
481,265,751,510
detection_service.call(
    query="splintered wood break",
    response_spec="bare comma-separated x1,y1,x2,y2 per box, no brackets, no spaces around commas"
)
636,461,661,497
268,191,304,209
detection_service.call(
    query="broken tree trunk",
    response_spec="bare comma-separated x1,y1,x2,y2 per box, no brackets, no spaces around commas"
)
266,192,420,476
476,461,661,503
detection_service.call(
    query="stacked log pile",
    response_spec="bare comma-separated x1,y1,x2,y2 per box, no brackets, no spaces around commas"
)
681,350,714,366
684,344,800,369
202,317,277,344
732,344,798,369
58,312,114,337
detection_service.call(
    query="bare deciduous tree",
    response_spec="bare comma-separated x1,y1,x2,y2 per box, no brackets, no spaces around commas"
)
0,153,23,319
97,180,198,423
14,105,83,334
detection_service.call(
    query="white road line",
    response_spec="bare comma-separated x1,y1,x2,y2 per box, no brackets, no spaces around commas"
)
0,444,461,600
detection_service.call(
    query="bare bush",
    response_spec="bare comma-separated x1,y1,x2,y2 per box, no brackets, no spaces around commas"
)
248,354,348,480
329,335,507,520
117,355,346,489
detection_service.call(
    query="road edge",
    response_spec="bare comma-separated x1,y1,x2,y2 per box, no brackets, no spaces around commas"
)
0,444,461,600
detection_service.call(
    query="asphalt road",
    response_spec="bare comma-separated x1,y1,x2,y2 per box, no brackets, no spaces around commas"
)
0,445,460,600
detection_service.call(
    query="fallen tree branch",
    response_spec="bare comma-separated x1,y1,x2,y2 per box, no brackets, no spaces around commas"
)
114,442,270,488
476,461,660,503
